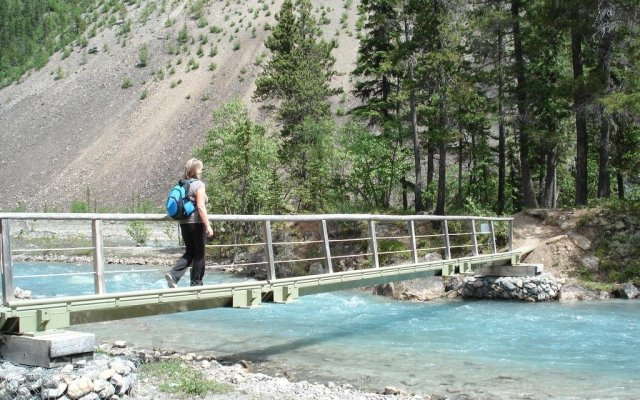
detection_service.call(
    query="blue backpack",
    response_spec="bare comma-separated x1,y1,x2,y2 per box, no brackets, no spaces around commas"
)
166,179,196,219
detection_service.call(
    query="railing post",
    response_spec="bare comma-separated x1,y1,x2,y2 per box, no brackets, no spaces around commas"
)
508,219,514,252
92,219,106,294
443,220,451,260
490,220,497,254
263,220,276,280
408,220,418,264
320,220,333,273
1,219,15,304
368,220,379,268
470,219,478,256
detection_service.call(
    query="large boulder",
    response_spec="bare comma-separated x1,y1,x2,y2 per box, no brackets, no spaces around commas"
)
558,284,610,302
615,283,638,299
374,277,445,301
568,231,591,250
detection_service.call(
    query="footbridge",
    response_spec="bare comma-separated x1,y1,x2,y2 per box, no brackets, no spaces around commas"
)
0,212,531,364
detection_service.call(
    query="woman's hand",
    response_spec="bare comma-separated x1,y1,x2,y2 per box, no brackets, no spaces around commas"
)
206,226,213,237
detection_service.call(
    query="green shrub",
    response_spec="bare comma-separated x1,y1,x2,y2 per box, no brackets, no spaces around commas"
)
126,221,151,245
138,44,150,67
177,23,189,44
70,200,89,213
121,77,133,88
54,66,65,80
379,239,409,266
140,359,231,396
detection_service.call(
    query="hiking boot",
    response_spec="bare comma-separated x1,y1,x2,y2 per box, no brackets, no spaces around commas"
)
164,273,177,288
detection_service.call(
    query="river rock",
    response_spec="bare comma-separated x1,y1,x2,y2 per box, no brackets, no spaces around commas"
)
67,376,93,399
14,287,32,299
445,275,462,291
424,252,443,262
309,262,328,275
616,283,638,299
581,255,599,271
382,386,410,396
558,284,610,302
460,274,563,302
568,232,591,250
92,379,115,398
375,277,445,301
42,382,67,399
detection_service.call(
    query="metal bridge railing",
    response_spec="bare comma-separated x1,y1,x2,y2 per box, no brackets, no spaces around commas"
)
0,213,513,305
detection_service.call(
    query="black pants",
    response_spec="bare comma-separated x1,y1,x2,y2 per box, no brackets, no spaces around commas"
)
169,223,206,286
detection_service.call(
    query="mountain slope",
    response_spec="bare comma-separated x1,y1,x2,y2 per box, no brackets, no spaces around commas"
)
0,0,358,211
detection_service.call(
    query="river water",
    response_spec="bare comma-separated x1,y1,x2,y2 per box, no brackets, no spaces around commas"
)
9,262,640,399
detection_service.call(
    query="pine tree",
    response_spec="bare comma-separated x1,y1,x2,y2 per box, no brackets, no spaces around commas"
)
254,0,339,211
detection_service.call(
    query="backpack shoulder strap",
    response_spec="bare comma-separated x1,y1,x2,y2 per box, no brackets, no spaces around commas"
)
184,178,198,200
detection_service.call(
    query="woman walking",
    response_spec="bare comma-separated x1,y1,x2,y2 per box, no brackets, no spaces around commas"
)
165,158,213,287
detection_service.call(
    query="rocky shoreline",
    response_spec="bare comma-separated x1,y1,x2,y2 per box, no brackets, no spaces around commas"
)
0,342,432,400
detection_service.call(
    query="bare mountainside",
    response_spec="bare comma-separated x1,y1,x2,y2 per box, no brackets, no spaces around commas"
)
0,0,359,211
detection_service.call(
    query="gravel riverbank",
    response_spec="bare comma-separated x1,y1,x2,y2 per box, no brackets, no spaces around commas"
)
118,342,434,400
0,342,435,400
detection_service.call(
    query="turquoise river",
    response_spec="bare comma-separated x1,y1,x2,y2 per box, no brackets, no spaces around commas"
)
7,262,640,399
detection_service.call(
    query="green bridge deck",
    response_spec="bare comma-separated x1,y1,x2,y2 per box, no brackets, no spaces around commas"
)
1,212,520,335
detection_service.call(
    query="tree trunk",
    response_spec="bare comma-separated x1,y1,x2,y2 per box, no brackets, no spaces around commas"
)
435,142,447,215
405,18,424,213
613,114,625,200
511,0,538,209
435,90,448,216
597,0,613,198
572,23,588,206
457,138,463,209
497,29,506,215
617,173,624,199
543,147,557,208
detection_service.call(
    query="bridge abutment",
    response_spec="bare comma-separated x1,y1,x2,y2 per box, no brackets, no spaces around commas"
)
0,330,95,367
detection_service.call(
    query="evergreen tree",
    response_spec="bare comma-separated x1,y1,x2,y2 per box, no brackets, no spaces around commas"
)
351,0,407,209
254,0,339,211
0,0,93,87
195,101,281,216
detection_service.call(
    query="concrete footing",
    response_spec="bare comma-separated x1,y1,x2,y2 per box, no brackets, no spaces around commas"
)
0,330,95,367
474,263,543,277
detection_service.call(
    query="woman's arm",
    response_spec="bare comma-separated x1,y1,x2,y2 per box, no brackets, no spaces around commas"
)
196,186,213,237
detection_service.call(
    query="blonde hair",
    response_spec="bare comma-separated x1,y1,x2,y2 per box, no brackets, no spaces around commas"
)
184,158,203,179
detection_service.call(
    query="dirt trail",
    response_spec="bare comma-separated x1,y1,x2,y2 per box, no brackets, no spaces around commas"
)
512,211,562,250
511,211,583,279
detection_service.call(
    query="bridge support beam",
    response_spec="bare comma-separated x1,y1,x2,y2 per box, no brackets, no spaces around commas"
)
272,285,299,303
460,261,472,274
0,330,95,367
232,288,262,308
442,263,455,276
